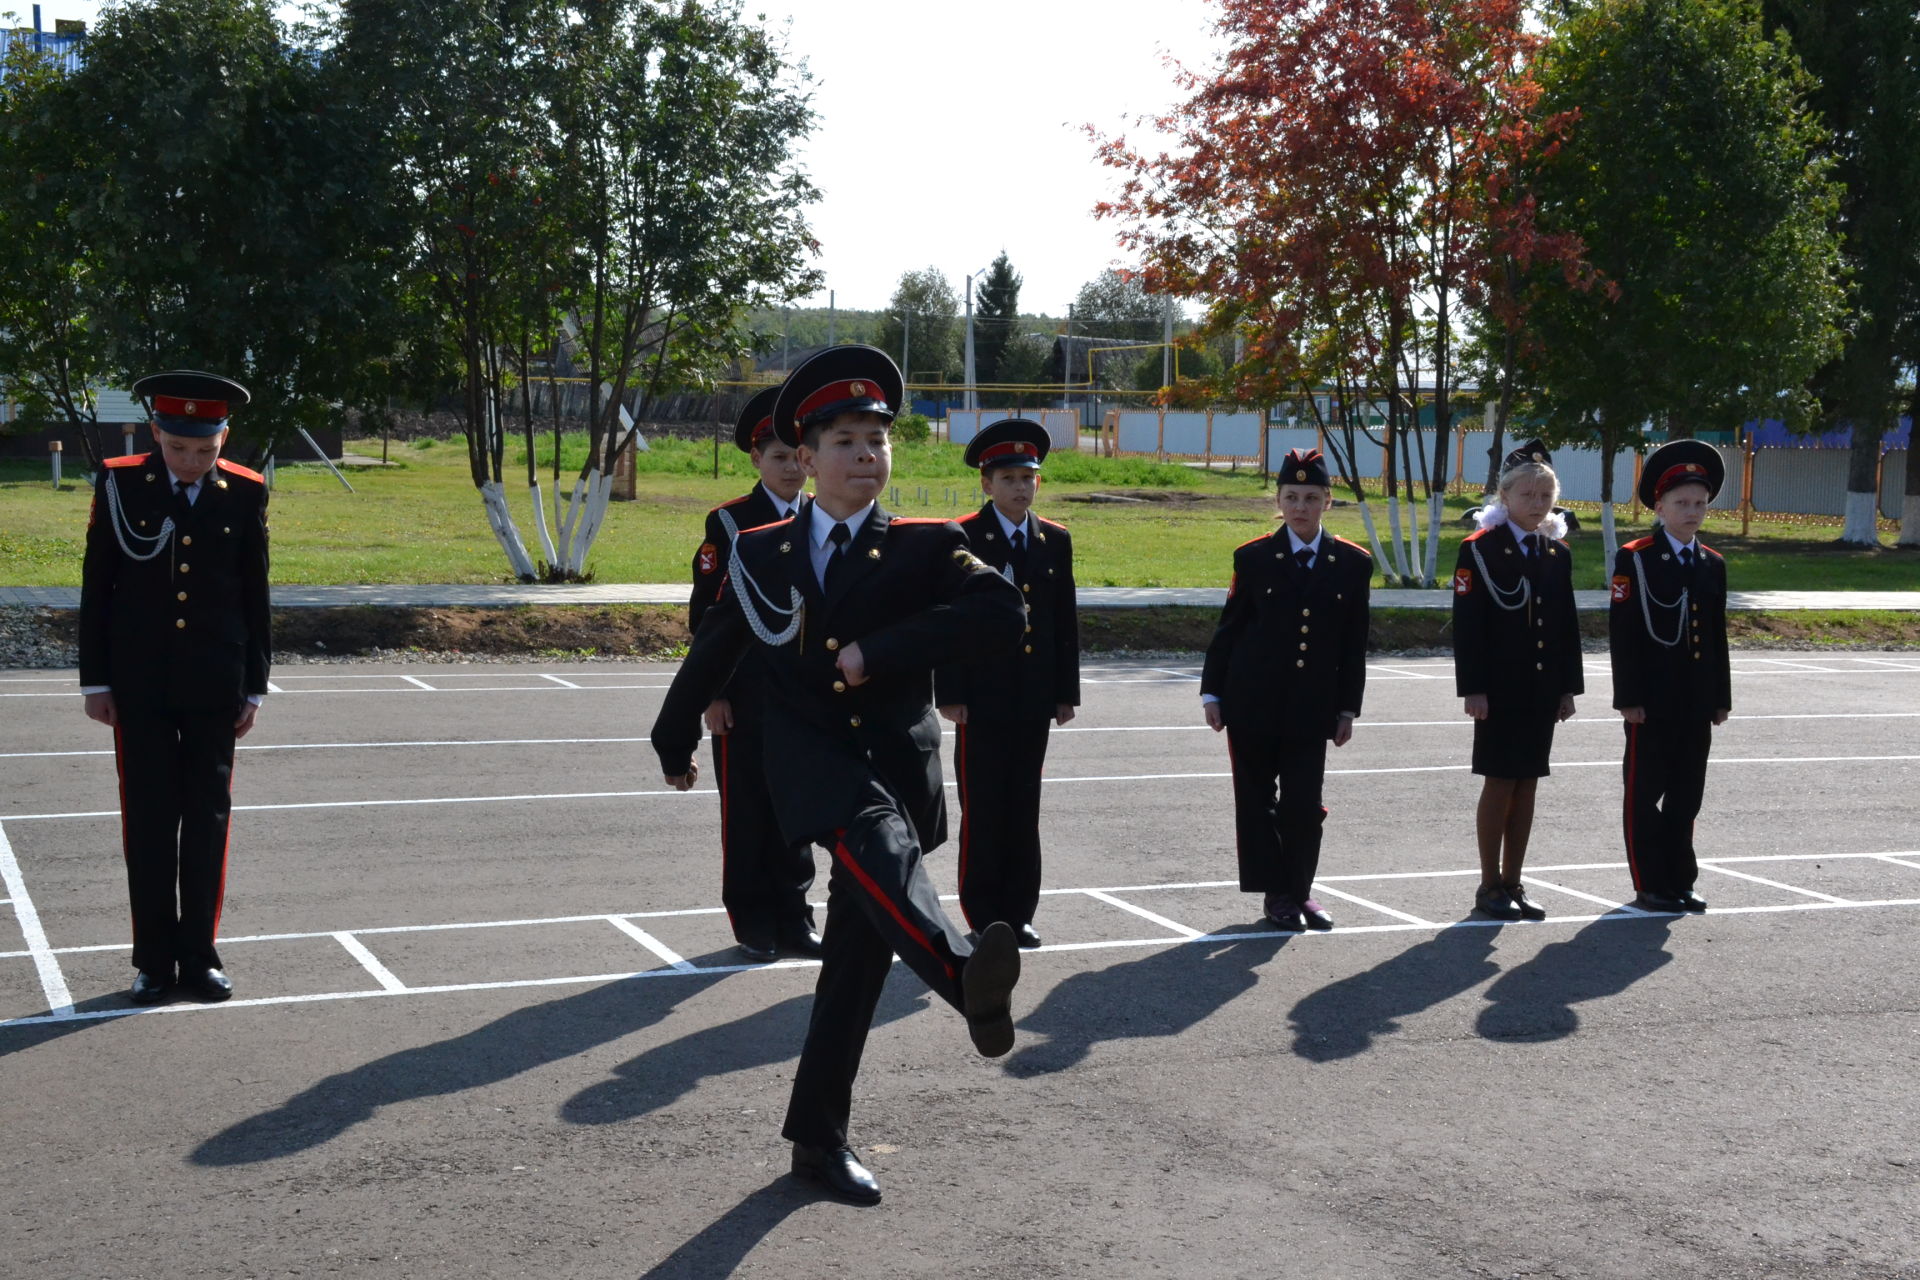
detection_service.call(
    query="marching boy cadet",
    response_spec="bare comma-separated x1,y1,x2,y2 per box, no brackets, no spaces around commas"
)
1452,440,1583,921
689,385,820,961
1609,438,1731,913
79,370,270,1006
935,418,1080,949
651,346,1026,1205
1200,447,1370,931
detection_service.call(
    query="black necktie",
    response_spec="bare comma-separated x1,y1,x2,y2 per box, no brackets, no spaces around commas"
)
824,522,850,589
1294,547,1314,573
1678,545,1694,572
1527,533,1545,557
174,479,193,516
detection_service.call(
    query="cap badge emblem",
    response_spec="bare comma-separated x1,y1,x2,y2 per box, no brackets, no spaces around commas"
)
1295,469,1306,481
184,401,197,414
850,381,866,396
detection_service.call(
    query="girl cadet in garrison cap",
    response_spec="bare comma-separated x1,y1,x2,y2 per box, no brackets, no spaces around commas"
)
1451,440,1583,921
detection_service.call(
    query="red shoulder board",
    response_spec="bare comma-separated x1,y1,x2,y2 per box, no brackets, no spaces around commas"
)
1330,535,1370,555
1621,536,1654,551
1697,540,1718,557
105,453,149,468
953,510,982,525
890,517,948,525
1233,533,1271,553
217,458,264,483
1461,527,1489,544
737,518,785,536
1037,516,1069,533
712,492,756,513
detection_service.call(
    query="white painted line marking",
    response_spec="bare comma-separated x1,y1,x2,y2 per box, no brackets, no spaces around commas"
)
265,681,283,694
9,895,1920,1030
1698,864,1850,903
398,674,437,691
1148,667,1200,682
1082,889,1204,938
540,673,583,689
0,821,74,1017
605,916,697,971
1310,883,1436,926
333,932,407,992
1520,877,1646,914
1873,855,1920,873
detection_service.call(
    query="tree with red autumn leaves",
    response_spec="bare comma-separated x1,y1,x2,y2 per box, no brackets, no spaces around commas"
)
1092,0,1592,585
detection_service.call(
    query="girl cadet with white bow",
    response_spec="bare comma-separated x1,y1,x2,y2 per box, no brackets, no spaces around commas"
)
1451,440,1584,921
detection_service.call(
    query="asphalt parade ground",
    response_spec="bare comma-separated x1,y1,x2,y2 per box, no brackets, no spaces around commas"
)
2,654,1917,1279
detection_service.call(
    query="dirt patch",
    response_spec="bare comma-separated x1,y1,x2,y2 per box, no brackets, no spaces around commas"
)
270,604,691,657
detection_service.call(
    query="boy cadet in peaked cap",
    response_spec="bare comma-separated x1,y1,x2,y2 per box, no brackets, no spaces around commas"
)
688,385,820,961
935,418,1081,949
651,345,1025,1205
1452,439,1584,921
79,370,271,1006
1201,447,1370,932
1609,438,1732,914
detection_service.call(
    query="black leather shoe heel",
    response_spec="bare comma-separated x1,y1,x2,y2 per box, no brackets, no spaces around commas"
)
792,1143,881,1205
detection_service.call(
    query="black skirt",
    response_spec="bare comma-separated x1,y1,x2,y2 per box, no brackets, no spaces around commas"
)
1471,704,1558,778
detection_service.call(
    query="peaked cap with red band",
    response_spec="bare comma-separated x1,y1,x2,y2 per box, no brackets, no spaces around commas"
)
1637,438,1724,507
132,369,251,438
1502,437,1554,472
964,418,1051,471
771,344,902,447
732,385,782,453
1279,447,1330,488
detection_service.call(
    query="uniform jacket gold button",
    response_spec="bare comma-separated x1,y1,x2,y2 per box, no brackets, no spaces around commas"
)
1301,608,1310,617
181,535,192,546
1295,658,1306,668
1023,584,1030,593
1537,640,1544,648
179,563,190,573
175,618,186,629
1535,662,1544,670
1300,625,1309,634
177,591,187,602
146,473,155,482
849,715,862,727
833,680,847,692
825,637,839,651
1299,641,1308,650
1024,644,1033,654
1024,624,1033,633
222,526,231,535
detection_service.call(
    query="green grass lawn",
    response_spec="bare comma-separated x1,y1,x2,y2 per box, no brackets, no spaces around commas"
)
2,435,1913,590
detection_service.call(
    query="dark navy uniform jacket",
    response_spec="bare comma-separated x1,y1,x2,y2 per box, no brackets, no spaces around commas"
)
690,484,794,713
1201,530,1371,738
79,453,270,711
1608,534,1732,717
654,499,1024,847
933,504,1080,720
1451,521,1585,712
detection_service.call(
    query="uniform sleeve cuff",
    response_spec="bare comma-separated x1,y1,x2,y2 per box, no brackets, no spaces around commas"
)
1200,693,1220,705
80,685,110,695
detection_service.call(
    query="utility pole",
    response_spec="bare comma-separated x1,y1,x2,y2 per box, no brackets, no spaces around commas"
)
964,276,978,412
827,290,836,346
901,310,911,386
781,307,790,372
1162,296,1174,389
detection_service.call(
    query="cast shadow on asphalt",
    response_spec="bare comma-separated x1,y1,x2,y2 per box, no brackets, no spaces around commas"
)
190,948,809,1167
0,992,152,1059
561,974,931,1125
636,1180,854,1279
1287,913,1677,1062
1001,927,1290,1076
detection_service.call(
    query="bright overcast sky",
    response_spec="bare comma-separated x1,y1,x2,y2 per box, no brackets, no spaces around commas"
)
25,0,1223,313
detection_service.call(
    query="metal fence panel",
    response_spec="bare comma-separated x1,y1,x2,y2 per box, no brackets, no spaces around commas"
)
1159,412,1210,454
1264,427,1322,467
1881,450,1908,519
1116,411,1161,454
1209,412,1262,456
1752,447,1850,516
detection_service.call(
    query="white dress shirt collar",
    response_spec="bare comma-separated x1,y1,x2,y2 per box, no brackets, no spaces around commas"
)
761,484,800,520
809,499,875,551
1664,529,1697,556
992,505,1030,541
1286,527,1324,557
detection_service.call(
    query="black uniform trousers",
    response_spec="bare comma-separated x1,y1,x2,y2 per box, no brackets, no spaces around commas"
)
1622,717,1712,898
710,716,816,946
782,775,971,1150
1225,725,1328,902
953,718,1050,931
112,707,237,975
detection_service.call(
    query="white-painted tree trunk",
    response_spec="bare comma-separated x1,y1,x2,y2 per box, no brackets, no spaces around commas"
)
1600,502,1618,567
1400,494,1419,586
1354,501,1391,572
1423,491,1445,587
1899,493,1920,547
1840,489,1881,545
480,481,540,581
528,482,559,567
1383,494,1408,585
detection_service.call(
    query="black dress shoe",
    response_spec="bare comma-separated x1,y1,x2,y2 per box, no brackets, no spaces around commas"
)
735,938,778,962
1677,890,1708,913
1475,883,1522,921
180,967,233,1002
128,970,171,1006
791,1143,881,1205
962,921,1020,1057
1505,883,1548,921
1631,891,1686,913
1014,924,1043,949
778,927,825,958
1262,894,1303,931
1299,898,1335,931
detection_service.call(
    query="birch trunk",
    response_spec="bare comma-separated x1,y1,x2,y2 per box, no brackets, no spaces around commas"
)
1355,501,1391,571
1899,493,1920,547
1424,491,1446,585
1840,489,1881,546
481,481,540,581
1600,502,1618,567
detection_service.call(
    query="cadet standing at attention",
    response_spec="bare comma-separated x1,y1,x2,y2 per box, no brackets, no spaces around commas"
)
1451,440,1584,921
651,346,1025,1205
78,371,270,1006
1609,439,1731,913
689,385,821,960
935,418,1081,949
1200,447,1370,932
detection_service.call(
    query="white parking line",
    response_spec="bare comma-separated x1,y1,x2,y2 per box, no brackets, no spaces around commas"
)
1699,864,1851,903
1310,883,1436,926
0,821,74,1018
333,932,407,992
541,674,583,689
398,674,437,691
1514,877,1646,915
605,916,697,972
1875,854,1920,873
1082,889,1205,939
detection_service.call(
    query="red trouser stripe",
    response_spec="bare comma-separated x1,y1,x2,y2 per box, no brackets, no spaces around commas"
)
831,833,956,982
213,729,234,940
111,722,136,944
1623,722,1643,892
955,723,973,928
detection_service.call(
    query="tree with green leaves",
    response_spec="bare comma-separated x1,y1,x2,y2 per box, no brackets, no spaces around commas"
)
1522,0,1847,560
1071,269,1163,389
1761,1,1920,545
972,251,1022,385
876,268,961,384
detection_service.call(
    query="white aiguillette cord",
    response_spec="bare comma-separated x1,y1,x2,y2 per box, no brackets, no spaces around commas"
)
1631,550,1689,648
717,506,802,646
103,471,175,561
